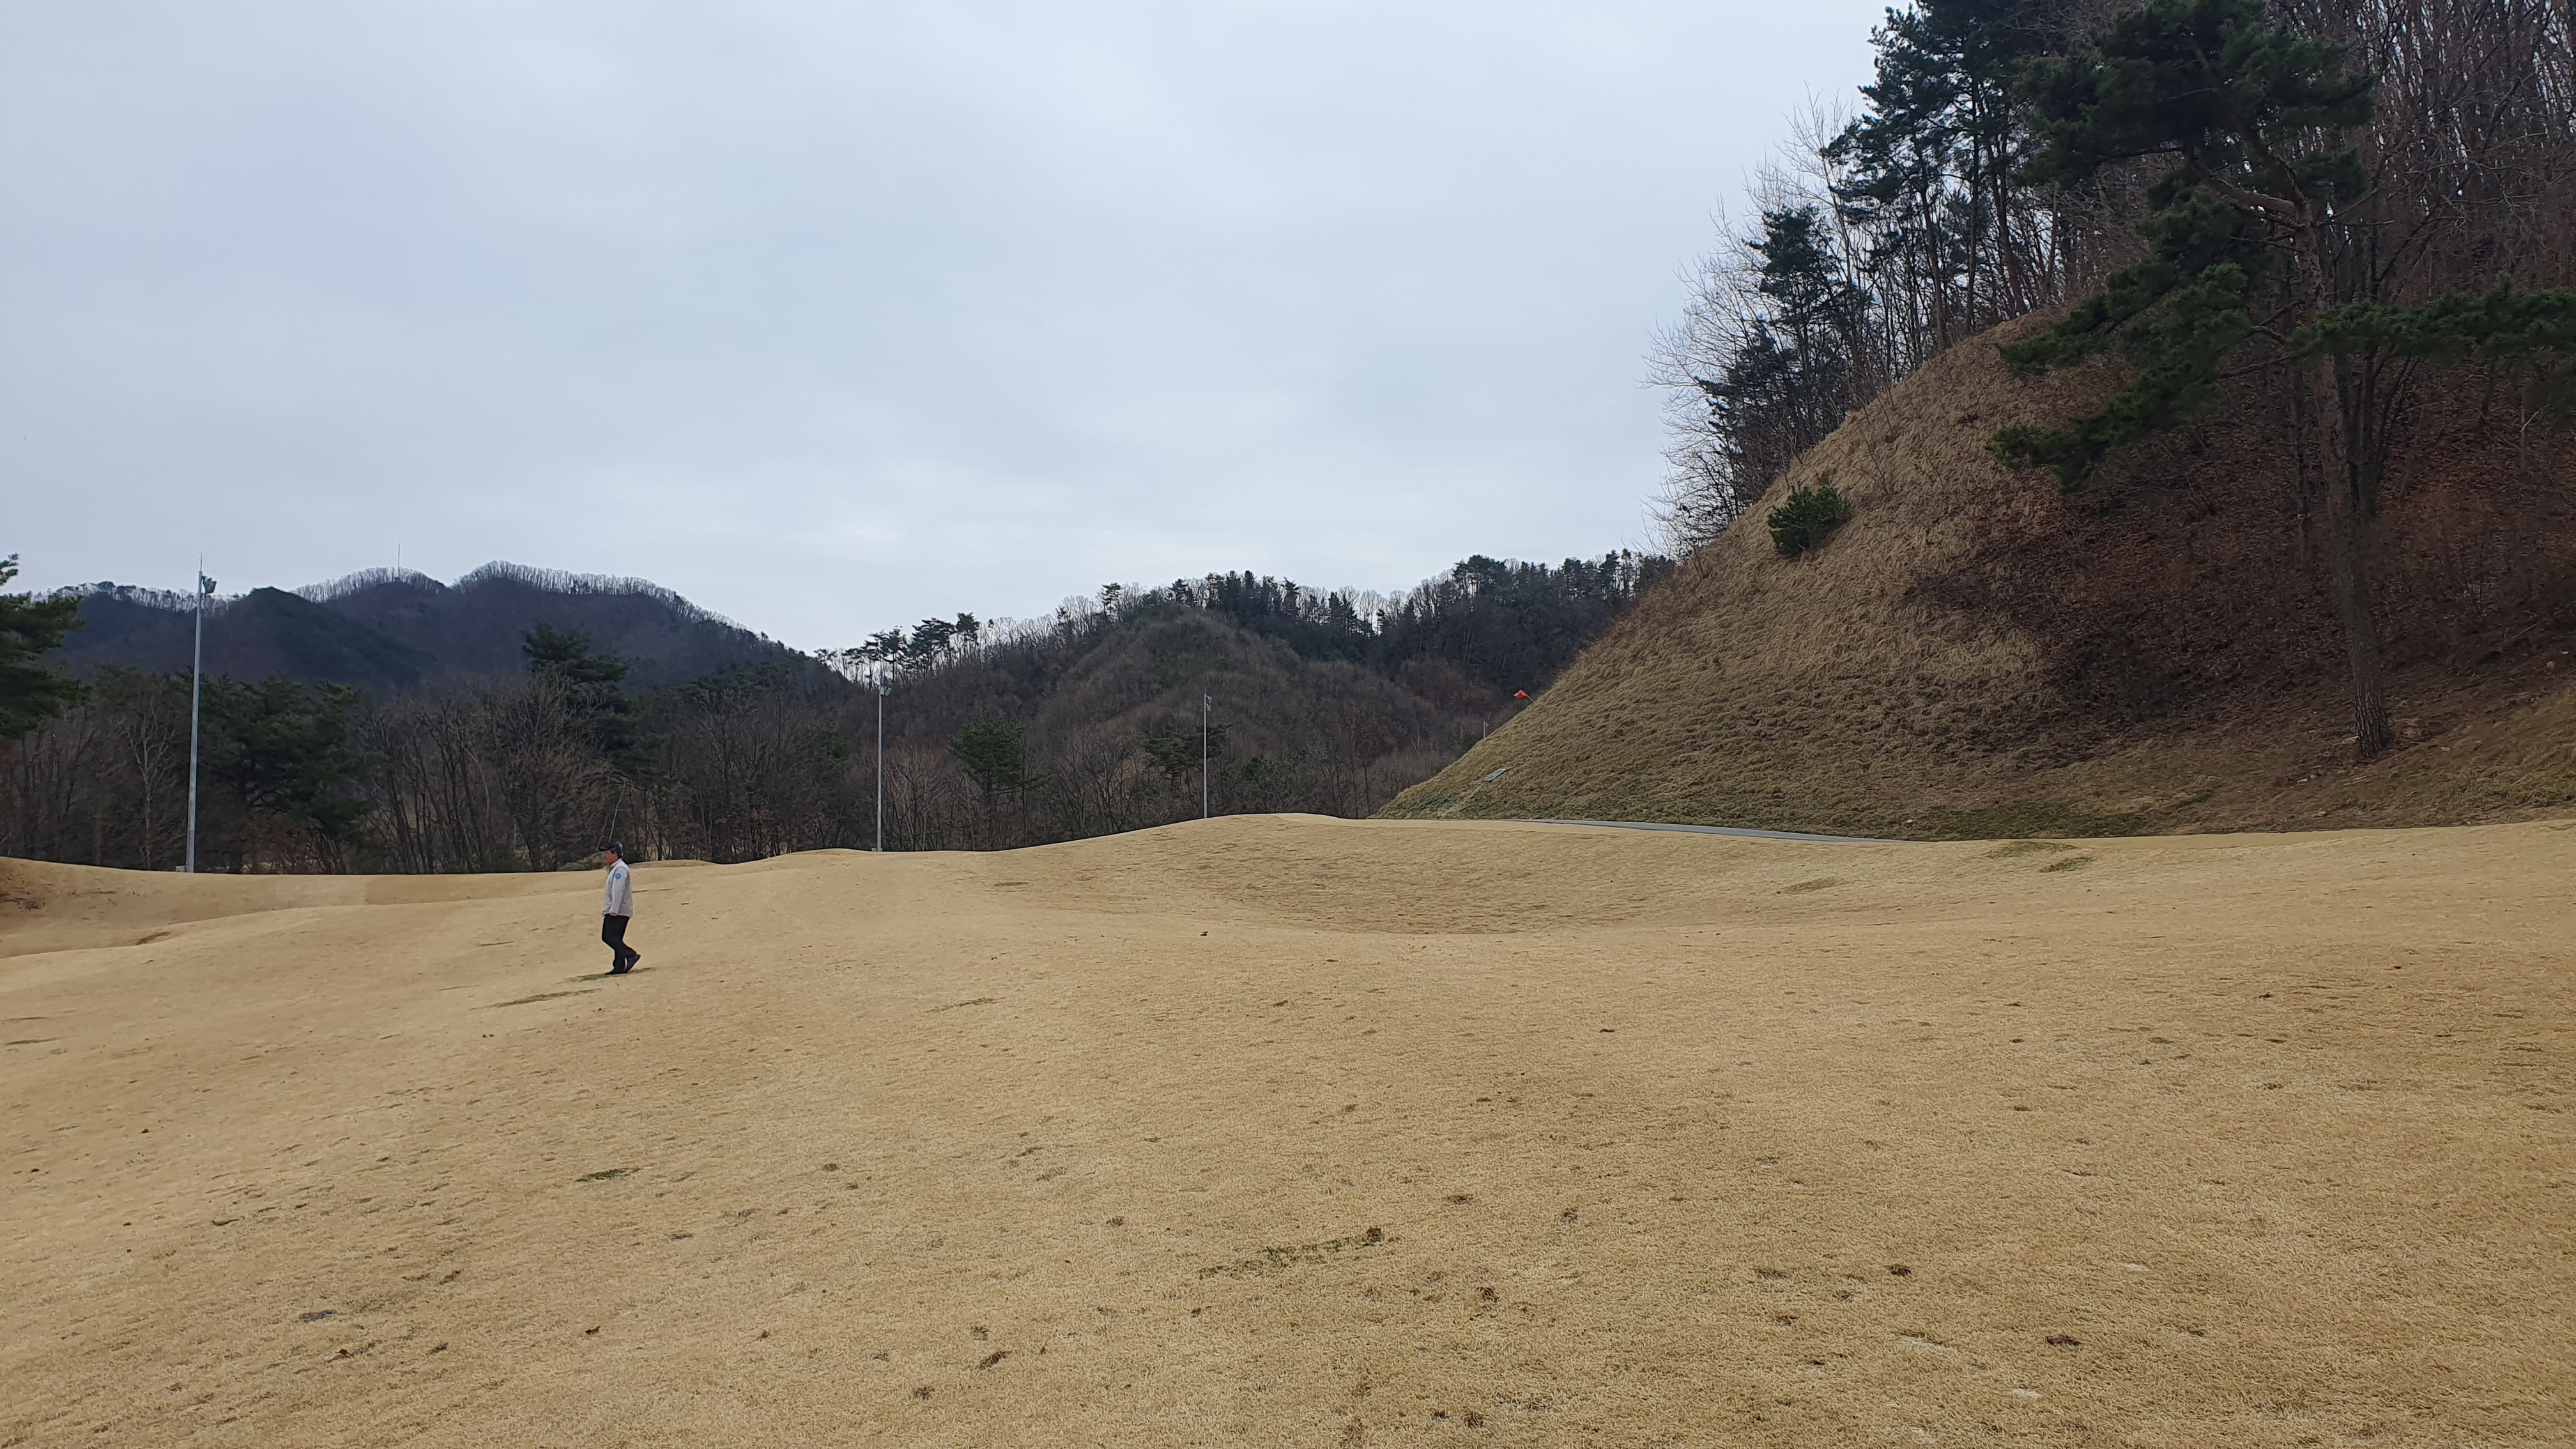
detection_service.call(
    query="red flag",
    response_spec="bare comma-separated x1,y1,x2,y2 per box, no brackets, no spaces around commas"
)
1513,690,1529,699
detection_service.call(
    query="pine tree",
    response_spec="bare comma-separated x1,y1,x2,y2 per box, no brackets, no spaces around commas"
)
948,719,1039,842
521,625,642,767
1692,207,1871,503
0,555,87,741
1993,0,2576,759
198,677,378,864
1828,0,2053,355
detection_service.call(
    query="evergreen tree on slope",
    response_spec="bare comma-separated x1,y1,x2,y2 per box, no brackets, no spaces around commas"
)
1993,0,2576,758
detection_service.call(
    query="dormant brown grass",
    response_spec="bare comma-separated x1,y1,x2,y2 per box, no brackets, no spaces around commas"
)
6,815,2569,1445
1385,317,2576,838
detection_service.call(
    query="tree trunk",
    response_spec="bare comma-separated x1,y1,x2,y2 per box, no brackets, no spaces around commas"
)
2317,360,2395,760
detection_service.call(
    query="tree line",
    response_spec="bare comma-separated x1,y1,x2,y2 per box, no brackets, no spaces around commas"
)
1655,0,2576,758
1653,0,2129,540
0,552,1667,871
839,554,1667,692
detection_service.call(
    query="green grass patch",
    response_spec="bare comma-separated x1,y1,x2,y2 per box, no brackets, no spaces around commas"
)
2039,855,2094,873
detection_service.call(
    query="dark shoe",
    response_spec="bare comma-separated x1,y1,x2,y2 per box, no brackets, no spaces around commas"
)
608,960,632,976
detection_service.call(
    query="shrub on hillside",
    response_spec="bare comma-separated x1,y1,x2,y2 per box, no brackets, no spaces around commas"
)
1767,478,1852,556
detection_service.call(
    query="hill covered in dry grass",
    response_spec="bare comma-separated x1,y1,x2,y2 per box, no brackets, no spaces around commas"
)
1384,317,2576,838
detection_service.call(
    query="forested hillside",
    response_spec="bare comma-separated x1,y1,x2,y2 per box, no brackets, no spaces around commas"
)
54,563,821,691
1,553,1665,871
1397,0,2576,835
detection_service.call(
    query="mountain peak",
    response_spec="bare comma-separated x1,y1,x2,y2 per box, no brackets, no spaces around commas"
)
52,563,810,692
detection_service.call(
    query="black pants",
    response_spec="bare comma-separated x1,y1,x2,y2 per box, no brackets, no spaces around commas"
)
602,913,635,968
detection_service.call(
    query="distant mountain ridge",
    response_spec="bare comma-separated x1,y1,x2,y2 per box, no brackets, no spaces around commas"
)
291,563,748,627
50,562,820,693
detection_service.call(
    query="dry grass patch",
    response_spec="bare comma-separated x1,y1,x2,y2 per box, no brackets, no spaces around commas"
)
1380,314,2576,839
6,816,2572,1445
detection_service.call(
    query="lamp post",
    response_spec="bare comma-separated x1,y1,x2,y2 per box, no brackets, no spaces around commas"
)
874,663,887,852
185,568,214,873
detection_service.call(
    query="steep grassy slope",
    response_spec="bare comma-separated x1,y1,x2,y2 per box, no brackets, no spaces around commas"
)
1384,318,2576,836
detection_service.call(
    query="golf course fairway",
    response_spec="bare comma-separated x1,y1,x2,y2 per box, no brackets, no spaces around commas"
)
4,816,2570,1446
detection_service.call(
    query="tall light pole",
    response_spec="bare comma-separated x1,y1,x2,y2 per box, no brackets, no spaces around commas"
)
185,567,214,873
873,663,887,852
1200,692,1211,820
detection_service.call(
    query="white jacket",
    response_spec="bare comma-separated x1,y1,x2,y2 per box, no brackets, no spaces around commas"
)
602,861,634,917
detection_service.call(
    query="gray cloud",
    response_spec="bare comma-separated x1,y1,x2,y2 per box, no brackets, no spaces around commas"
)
3,0,1882,648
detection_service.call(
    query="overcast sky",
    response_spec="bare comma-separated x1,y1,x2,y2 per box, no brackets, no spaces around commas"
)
3,0,1883,649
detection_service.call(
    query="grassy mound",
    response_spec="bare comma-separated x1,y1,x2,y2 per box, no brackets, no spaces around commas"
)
1383,317,2576,837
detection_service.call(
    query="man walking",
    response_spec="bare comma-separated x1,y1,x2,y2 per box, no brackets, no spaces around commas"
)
601,842,641,975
